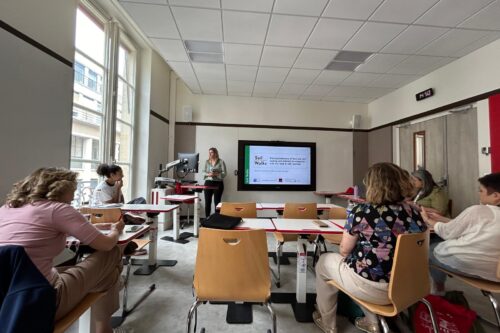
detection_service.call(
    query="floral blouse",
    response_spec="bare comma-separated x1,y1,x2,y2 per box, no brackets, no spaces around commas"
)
344,202,426,283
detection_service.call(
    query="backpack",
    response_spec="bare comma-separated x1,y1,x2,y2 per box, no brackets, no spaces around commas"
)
201,213,242,230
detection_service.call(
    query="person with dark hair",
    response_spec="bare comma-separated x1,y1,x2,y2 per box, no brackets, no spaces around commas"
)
411,169,449,216
421,172,500,295
0,168,126,333
314,163,427,333
202,147,226,217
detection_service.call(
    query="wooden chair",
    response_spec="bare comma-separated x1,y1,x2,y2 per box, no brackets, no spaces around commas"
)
187,228,276,333
220,202,257,218
273,203,317,287
323,207,347,245
432,258,500,328
53,292,105,333
79,207,122,224
328,231,438,333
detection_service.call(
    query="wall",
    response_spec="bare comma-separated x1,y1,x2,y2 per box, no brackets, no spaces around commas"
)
368,127,393,166
0,0,77,199
353,132,368,186
369,38,500,128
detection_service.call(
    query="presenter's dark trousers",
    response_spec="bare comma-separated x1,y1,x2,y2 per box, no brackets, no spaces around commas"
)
204,180,224,217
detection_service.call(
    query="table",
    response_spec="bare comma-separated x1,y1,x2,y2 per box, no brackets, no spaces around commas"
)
160,194,198,244
235,218,276,232
120,204,180,275
66,224,150,246
335,194,366,204
314,191,345,204
216,202,342,212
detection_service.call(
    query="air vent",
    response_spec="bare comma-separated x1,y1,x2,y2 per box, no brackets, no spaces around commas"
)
185,40,222,53
325,61,361,71
325,50,373,71
189,52,223,64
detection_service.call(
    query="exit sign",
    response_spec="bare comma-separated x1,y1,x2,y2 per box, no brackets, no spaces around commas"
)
416,88,434,101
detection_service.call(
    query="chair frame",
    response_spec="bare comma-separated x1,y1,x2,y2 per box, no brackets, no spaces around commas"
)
220,202,257,218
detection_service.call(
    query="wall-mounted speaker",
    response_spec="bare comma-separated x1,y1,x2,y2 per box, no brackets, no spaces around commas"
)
182,105,193,122
350,114,361,129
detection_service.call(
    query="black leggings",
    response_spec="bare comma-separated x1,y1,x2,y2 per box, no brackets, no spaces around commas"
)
204,180,224,217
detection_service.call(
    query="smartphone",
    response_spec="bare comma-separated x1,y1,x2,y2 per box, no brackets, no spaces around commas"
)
313,220,328,228
126,225,141,233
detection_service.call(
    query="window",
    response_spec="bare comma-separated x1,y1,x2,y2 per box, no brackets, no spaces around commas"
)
70,5,137,197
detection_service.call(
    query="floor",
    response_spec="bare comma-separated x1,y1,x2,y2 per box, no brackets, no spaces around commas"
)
72,224,499,333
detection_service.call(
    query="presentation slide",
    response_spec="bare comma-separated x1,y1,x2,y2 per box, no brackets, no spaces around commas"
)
244,145,311,185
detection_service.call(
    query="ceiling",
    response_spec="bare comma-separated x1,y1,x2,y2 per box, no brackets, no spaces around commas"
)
118,0,500,103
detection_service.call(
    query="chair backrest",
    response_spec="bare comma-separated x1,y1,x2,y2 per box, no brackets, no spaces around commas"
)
220,202,257,218
79,207,122,224
283,203,317,219
193,228,270,302
388,231,430,312
328,207,347,219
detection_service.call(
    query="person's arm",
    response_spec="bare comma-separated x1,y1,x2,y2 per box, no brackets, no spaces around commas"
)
88,220,124,251
202,160,212,179
110,181,123,203
425,206,477,240
339,231,358,257
219,160,227,179
421,207,450,227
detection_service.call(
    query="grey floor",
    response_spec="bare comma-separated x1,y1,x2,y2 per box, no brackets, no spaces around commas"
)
73,224,499,333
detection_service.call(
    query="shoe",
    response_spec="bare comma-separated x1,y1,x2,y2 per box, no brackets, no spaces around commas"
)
132,248,147,256
313,310,337,333
113,327,133,333
355,317,380,333
123,213,145,225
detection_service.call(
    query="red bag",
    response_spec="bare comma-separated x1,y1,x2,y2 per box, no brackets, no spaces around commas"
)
413,295,477,333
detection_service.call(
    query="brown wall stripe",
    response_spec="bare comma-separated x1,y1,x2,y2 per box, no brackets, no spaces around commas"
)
176,121,369,132
0,20,73,68
150,110,169,124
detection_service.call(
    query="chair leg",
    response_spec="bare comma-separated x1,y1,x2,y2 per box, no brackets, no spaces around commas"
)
122,255,132,312
483,290,500,328
419,297,439,333
187,300,202,333
265,302,277,333
275,242,283,287
379,317,390,333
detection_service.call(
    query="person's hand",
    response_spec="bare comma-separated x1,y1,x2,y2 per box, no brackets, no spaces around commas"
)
116,180,123,188
111,220,125,233
208,172,214,177
94,223,112,230
420,207,436,227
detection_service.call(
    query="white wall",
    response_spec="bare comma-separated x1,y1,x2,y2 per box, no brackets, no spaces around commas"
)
477,99,492,175
369,38,500,128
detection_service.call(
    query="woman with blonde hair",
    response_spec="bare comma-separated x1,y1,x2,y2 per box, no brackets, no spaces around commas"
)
202,147,226,217
314,163,427,333
0,167,126,333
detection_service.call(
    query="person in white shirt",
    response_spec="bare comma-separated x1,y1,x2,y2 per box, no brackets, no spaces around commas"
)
421,172,500,294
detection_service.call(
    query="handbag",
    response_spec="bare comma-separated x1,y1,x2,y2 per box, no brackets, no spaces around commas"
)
413,294,477,333
201,213,242,230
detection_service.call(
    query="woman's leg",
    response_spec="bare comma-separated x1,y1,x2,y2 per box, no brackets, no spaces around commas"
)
204,182,214,217
213,181,224,209
54,246,123,333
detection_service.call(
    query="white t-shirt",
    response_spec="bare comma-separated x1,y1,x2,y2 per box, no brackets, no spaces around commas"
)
92,180,120,205
434,204,500,282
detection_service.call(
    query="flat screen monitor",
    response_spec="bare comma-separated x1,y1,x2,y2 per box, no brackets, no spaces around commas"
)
177,152,199,173
237,140,316,191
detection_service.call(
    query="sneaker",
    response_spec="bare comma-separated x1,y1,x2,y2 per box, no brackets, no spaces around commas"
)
355,317,380,333
113,327,133,333
313,310,337,333
123,213,146,225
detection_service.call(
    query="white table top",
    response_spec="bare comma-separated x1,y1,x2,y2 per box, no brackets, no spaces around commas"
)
120,204,179,213
259,203,342,210
328,219,346,229
67,224,150,245
236,218,276,231
271,218,343,234
161,194,197,202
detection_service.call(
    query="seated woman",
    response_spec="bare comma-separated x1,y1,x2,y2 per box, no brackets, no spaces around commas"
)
0,168,126,333
314,163,427,333
421,172,500,295
411,169,449,216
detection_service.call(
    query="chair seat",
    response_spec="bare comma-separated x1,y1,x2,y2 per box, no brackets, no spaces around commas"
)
132,239,150,250
273,232,315,243
196,289,271,303
432,265,500,293
53,292,105,333
323,234,342,245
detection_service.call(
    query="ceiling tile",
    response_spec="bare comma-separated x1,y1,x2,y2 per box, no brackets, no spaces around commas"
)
199,79,226,91
223,11,270,44
300,95,324,101
368,73,418,88
193,63,226,81
120,3,179,38
151,38,188,61
454,31,500,57
223,43,262,66
344,22,407,52
168,0,220,8
329,86,393,98
280,83,308,94
266,15,317,47
256,67,290,82
415,0,494,27
227,81,254,95
356,54,407,73
417,29,492,57
253,82,282,96
277,94,300,100
323,0,383,20
314,70,351,85
381,26,449,54
260,46,301,67
369,0,438,24
294,49,338,69
388,55,449,75
171,7,222,41
221,0,274,12
340,72,380,86
285,69,321,84
342,97,374,103
303,85,334,96
226,65,258,81
120,0,167,4
167,61,197,80
306,18,363,49
274,0,329,16
459,1,500,30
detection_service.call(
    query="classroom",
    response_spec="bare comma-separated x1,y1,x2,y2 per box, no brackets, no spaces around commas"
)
1,0,499,332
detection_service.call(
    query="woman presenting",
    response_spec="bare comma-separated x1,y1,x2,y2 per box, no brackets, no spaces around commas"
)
203,147,226,217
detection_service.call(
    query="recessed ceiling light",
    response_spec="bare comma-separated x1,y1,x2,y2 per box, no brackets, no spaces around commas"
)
325,61,361,71
185,40,223,53
334,51,372,63
189,52,224,64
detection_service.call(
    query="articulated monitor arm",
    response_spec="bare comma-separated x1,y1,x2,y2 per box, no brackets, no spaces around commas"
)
157,159,188,177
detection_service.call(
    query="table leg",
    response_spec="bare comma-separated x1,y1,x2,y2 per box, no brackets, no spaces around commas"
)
133,212,177,275
290,236,315,322
193,192,199,237
161,207,191,244
325,195,332,204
